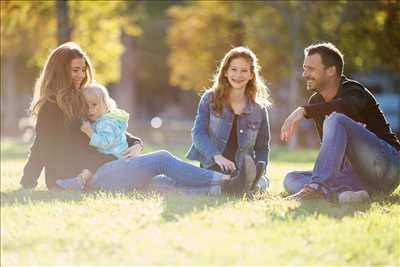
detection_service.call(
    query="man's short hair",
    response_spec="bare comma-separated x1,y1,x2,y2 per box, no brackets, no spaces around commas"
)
304,42,344,77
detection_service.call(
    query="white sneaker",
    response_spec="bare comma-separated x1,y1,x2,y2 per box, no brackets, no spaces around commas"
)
338,190,370,204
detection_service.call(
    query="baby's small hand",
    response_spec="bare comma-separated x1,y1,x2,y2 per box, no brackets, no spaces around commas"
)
80,120,93,137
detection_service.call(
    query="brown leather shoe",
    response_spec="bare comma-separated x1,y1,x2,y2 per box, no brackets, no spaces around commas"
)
285,184,326,200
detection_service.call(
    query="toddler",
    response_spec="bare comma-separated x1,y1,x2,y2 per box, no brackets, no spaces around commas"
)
56,82,130,190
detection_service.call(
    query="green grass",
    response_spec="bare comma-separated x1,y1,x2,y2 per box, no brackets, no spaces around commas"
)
1,138,399,266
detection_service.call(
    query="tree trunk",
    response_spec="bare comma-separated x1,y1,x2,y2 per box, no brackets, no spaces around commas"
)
56,0,71,44
287,8,302,149
1,55,18,135
115,29,136,126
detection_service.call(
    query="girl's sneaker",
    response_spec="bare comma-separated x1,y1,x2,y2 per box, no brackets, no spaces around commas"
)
338,190,369,204
56,177,84,191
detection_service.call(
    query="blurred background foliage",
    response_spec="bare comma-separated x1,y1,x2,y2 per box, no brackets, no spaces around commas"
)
1,0,399,147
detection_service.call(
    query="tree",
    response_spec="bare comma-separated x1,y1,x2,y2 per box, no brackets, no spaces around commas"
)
167,1,247,92
56,0,71,44
1,1,141,134
166,0,399,147
1,1,55,134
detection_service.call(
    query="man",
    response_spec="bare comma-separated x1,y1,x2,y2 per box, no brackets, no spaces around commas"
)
281,42,400,202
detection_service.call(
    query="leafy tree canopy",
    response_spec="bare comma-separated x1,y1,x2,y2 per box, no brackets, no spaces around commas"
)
1,0,142,85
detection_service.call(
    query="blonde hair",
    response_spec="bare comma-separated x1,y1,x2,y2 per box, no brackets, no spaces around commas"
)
31,42,94,125
209,46,271,114
82,82,116,114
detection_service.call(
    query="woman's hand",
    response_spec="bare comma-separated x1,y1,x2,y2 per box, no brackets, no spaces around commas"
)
80,120,93,137
121,143,144,159
213,154,236,173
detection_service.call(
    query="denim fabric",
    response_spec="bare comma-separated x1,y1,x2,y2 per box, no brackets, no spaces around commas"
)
284,113,400,195
88,150,223,193
284,163,368,195
149,175,269,195
186,91,270,169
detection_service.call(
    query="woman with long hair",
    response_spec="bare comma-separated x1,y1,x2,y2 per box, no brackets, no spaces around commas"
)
20,42,257,194
185,46,271,194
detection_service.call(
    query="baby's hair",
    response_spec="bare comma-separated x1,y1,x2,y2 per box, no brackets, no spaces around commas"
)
83,82,116,112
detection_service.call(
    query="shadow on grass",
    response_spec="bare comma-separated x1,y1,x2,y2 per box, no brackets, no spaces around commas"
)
372,193,400,205
283,200,373,220
159,193,233,222
262,192,400,222
1,189,84,205
1,187,234,222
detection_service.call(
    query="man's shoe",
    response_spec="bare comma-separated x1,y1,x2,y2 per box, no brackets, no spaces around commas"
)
250,161,266,191
284,183,326,201
338,190,369,204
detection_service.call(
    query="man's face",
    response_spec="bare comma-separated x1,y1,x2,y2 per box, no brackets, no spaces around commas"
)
302,53,329,92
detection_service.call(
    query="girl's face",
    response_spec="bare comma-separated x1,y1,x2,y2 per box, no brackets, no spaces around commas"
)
86,95,106,122
70,57,86,90
224,57,253,91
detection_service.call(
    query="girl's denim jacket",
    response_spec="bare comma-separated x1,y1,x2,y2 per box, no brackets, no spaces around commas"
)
186,91,270,169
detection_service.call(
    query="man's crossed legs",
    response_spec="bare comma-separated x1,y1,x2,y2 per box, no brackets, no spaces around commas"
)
284,112,400,202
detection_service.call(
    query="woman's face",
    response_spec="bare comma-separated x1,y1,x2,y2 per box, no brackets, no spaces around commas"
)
225,57,253,91
70,58,86,90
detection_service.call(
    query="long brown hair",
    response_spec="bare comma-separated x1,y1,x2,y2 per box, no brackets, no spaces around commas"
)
31,42,94,125
209,46,270,114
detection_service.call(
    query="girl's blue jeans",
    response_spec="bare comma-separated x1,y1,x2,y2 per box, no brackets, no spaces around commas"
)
89,150,223,193
284,112,400,195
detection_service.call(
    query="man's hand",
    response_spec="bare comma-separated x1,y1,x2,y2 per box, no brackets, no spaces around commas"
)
80,120,93,137
121,143,143,159
213,154,236,173
280,107,306,142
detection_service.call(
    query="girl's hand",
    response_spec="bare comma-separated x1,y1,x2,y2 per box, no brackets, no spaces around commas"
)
121,143,144,159
80,120,93,137
213,154,236,173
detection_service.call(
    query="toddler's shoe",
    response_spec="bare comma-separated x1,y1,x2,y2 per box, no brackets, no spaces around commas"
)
56,177,84,191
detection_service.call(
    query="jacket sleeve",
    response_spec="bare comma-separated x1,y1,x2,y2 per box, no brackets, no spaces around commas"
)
191,92,219,161
303,85,367,119
125,131,142,147
254,107,270,168
90,120,124,150
20,103,61,188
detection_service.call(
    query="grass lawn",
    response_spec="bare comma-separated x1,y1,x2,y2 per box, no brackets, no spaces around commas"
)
1,138,399,266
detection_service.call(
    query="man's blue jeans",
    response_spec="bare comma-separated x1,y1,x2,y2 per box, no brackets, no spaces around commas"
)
284,113,400,195
89,150,223,193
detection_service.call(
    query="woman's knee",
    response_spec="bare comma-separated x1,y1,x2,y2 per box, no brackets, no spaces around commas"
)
158,149,173,157
154,150,174,161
